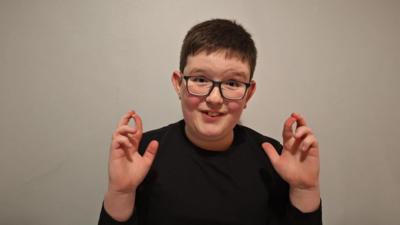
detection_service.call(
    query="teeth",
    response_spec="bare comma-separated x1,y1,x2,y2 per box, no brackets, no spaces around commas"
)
207,112,220,117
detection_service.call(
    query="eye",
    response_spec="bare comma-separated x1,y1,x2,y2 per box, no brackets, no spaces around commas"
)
224,80,242,87
190,76,209,83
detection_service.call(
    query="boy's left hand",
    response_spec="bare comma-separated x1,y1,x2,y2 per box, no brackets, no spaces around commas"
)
262,112,320,212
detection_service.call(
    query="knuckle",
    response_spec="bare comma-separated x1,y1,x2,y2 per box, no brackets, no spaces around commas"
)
283,142,292,150
121,136,129,142
111,132,118,139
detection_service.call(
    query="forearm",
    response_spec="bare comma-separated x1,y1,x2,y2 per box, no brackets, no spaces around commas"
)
103,188,136,222
289,186,321,213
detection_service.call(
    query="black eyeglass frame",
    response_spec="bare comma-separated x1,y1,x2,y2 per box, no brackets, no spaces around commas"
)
182,75,252,100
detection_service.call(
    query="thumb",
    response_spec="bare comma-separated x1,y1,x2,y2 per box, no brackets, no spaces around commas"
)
143,140,159,166
262,142,280,166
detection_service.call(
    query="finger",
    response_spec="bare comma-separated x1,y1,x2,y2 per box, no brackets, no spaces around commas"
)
132,113,144,138
117,110,136,127
282,116,296,142
294,126,313,139
291,112,308,127
113,136,134,161
113,136,133,149
299,135,318,152
113,130,139,148
116,125,137,136
112,126,137,148
262,142,280,166
143,140,159,166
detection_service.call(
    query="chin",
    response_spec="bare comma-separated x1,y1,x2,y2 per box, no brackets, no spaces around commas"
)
196,121,232,140
199,128,226,140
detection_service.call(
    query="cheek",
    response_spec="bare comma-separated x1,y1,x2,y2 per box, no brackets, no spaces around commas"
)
181,94,202,113
226,101,245,115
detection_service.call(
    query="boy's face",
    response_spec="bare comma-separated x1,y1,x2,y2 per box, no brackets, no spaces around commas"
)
172,51,256,150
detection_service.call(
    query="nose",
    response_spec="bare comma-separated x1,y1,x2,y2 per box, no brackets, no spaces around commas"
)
205,85,224,104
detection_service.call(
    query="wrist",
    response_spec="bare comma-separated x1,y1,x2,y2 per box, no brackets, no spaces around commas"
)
107,183,137,195
106,188,135,198
289,185,321,213
104,188,136,222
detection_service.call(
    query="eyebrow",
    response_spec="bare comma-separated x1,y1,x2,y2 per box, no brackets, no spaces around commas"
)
187,68,209,75
227,71,248,80
188,68,249,81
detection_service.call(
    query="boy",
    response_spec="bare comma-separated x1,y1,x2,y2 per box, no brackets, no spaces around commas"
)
99,19,322,225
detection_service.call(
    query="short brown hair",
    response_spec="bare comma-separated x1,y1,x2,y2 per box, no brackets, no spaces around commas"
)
180,19,257,79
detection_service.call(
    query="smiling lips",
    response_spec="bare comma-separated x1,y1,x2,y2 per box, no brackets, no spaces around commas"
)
201,110,225,117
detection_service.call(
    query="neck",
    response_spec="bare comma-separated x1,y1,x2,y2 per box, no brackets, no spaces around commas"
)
184,125,234,151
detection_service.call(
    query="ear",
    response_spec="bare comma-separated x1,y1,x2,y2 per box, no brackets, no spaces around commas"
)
171,70,183,98
244,80,256,108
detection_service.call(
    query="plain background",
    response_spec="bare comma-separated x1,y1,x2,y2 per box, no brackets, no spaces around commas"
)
1,0,399,224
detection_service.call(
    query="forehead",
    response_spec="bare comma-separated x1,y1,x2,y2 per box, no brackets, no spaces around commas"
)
184,51,251,80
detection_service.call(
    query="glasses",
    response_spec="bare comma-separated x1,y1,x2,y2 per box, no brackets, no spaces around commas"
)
182,75,251,100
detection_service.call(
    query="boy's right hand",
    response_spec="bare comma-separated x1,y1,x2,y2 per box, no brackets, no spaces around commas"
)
108,111,159,194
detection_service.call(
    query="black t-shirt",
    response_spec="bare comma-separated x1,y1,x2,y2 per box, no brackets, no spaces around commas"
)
99,120,322,225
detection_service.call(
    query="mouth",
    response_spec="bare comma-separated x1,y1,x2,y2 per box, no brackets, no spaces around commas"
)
201,110,225,117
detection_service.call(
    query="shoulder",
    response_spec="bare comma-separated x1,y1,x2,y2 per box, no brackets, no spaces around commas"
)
138,120,183,153
143,120,183,138
236,124,283,153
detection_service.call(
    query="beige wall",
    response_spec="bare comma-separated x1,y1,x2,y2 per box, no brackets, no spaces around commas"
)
1,0,399,224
